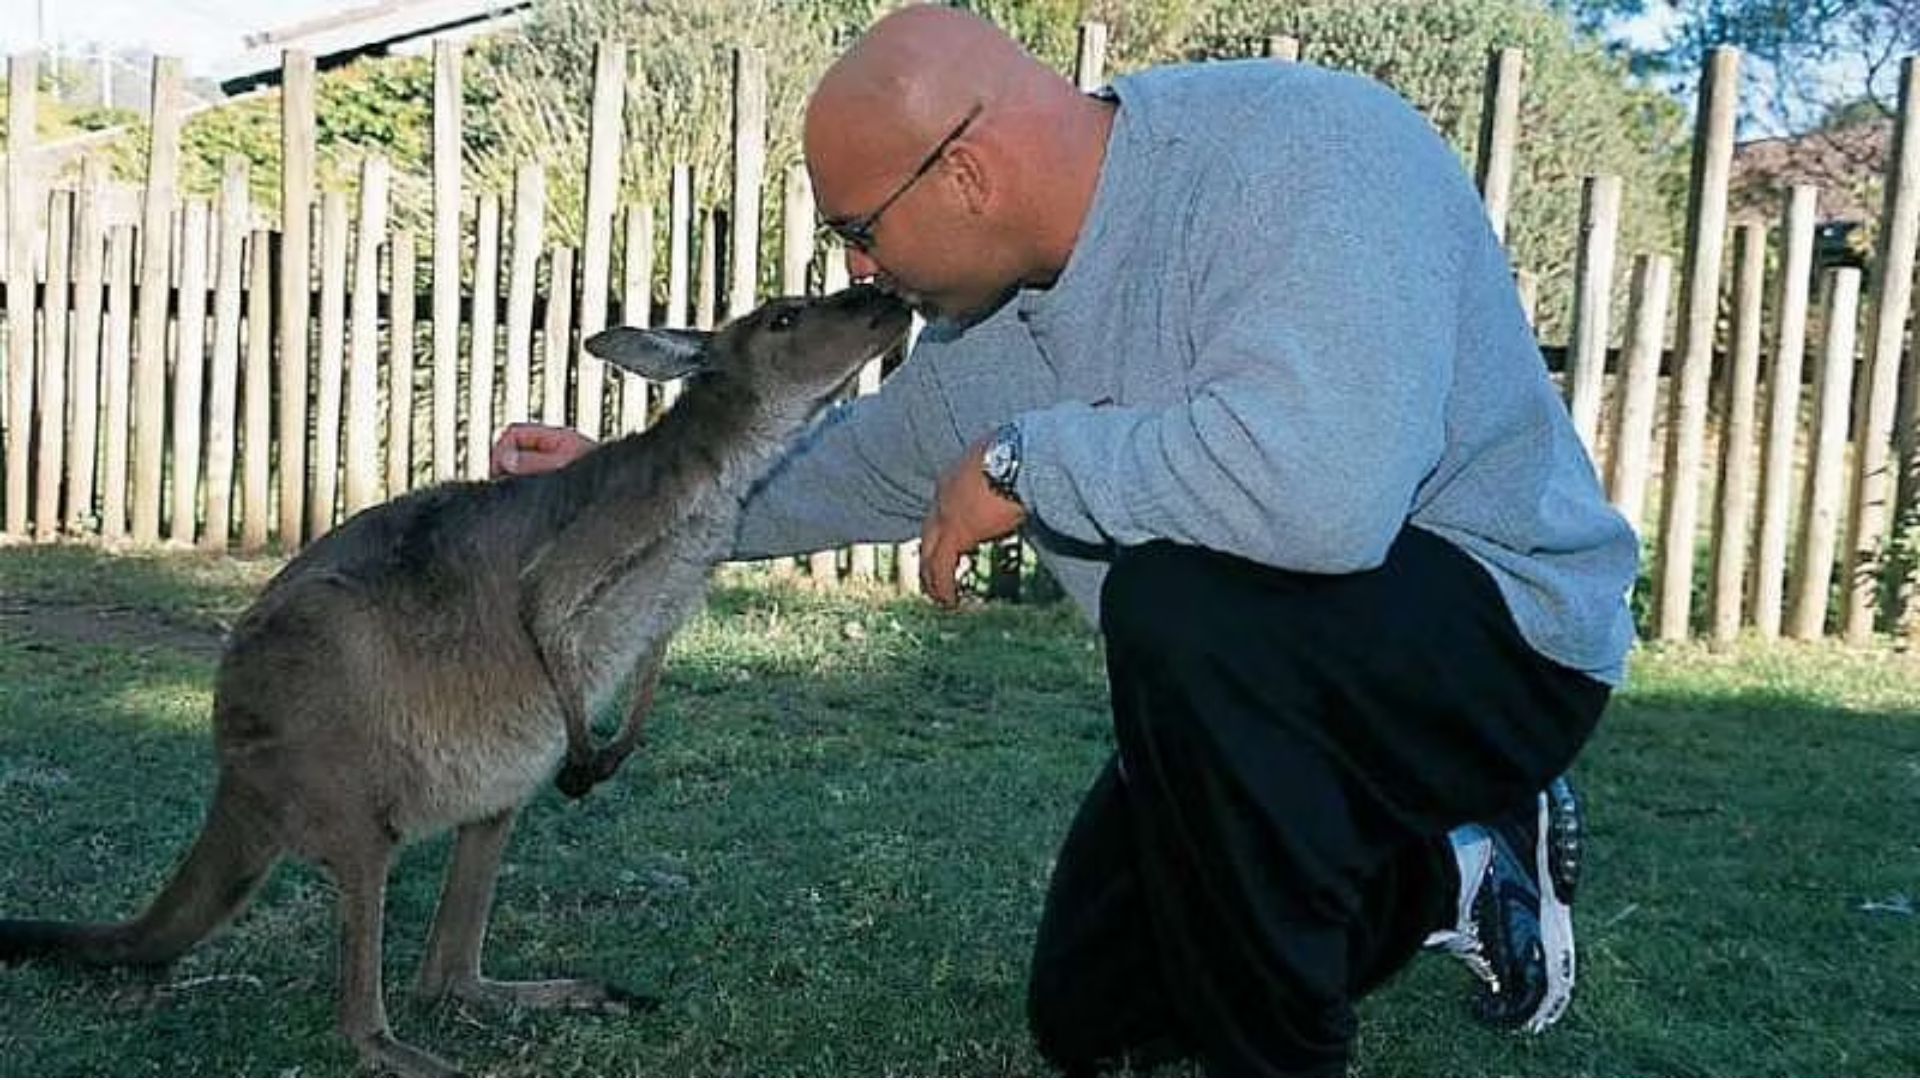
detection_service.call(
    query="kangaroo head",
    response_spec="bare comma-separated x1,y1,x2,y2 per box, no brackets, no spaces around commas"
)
585,285,911,408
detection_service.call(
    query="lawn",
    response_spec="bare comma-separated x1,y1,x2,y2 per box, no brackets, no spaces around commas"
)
1,544,1916,1076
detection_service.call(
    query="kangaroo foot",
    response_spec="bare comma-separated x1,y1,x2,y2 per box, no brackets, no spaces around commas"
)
441,975,658,1014
352,1028,464,1078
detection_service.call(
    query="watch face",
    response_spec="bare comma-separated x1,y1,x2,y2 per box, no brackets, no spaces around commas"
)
985,442,1013,479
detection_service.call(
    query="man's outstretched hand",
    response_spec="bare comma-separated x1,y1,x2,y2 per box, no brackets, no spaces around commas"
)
919,433,1027,607
491,423,598,478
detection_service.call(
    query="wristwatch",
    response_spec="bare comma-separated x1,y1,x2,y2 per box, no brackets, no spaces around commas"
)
981,422,1023,504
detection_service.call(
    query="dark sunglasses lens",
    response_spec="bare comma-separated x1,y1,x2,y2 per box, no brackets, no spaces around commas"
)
816,222,866,252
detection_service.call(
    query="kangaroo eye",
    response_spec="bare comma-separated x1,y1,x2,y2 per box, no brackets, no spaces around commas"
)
770,310,799,332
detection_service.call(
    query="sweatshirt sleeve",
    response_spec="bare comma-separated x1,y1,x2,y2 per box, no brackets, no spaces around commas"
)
1014,113,1464,573
730,347,963,560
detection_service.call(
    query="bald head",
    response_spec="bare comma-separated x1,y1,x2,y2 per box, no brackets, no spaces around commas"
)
804,6,1085,210
807,6,1062,157
803,5,1116,318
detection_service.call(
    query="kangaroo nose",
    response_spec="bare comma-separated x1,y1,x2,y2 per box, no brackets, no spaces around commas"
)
844,246,881,281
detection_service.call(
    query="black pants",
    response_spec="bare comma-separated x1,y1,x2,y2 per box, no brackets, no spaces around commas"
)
1027,528,1610,1076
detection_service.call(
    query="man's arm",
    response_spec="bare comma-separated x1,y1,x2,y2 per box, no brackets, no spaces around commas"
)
730,349,964,560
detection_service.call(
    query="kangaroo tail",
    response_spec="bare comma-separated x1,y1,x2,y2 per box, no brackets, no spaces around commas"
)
0,777,282,968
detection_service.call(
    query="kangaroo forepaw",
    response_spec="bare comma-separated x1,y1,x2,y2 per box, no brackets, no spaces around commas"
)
555,760,597,799
555,744,640,800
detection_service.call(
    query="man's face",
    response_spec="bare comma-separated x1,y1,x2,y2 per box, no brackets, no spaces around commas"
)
808,108,1018,326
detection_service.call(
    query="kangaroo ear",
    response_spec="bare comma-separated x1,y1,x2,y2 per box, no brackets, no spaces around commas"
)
584,327,711,380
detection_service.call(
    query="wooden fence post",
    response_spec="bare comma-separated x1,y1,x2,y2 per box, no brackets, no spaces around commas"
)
619,203,655,433
695,207,718,332
133,56,184,546
1709,221,1767,642
1608,253,1671,533
1789,268,1862,641
1890,59,1920,634
468,193,501,478
663,164,693,409
204,159,249,549
310,190,349,541
578,43,626,439
460,194,499,478
67,157,106,534
101,226,133,541
4,52,40,537
1567,174,1622,456
1657,45,1740,640
279,49,317,547
346,156,390,515
782,165,814,300
433,40,463,482
1752,185,1819,640
1475,48,1523,245
729,48,766,323
505,168,544,426
388,230,416,497
242,229,273,551
34,190,73,542
1263,35,1301,63
168,201,210,546
543,246,575,426
1845,56,1920,642
1076,22,1109,91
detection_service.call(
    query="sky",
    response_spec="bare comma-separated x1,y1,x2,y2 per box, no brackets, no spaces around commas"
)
0,0,346,74
0,0,1705,80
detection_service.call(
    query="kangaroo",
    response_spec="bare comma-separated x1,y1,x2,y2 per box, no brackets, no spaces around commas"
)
0,285,911,1076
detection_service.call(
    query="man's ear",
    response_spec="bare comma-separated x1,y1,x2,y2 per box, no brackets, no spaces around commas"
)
945,144,992,216
583,327,711,380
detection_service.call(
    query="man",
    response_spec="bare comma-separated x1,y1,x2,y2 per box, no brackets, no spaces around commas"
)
493,6,1636,1073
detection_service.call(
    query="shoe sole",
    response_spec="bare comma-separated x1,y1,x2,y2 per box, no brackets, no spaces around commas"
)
1524,785,1579,1034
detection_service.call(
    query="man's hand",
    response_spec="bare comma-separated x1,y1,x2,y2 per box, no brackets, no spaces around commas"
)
919,433,1028,607
491,423,597,478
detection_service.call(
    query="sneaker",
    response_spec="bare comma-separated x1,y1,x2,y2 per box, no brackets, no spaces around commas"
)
1425,775,1583,1034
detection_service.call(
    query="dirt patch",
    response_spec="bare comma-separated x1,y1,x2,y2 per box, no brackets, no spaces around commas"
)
0,598,227,657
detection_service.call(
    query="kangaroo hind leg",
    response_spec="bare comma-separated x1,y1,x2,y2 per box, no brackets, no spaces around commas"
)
329,841,459,1077
416,809,652,1013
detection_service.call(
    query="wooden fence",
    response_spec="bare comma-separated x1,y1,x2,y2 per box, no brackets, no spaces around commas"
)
1,26,1918,646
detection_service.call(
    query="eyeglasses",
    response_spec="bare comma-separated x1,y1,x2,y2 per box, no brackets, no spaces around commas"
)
817,103,984,253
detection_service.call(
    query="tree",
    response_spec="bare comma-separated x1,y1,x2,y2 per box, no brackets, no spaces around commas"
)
1554,0,1918,134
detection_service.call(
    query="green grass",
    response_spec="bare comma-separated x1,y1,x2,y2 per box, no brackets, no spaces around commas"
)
1,544,1916,1076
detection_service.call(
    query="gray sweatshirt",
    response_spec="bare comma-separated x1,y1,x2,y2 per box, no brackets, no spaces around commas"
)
734,59,1639,685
